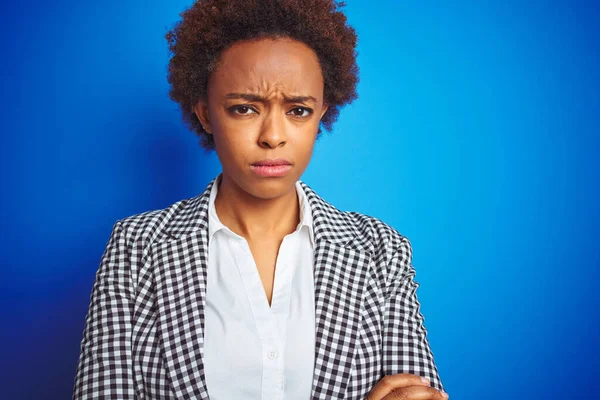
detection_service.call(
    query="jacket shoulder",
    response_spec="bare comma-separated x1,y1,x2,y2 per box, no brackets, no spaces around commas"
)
342,210,414,288
345,210,410,254
114,194,204,248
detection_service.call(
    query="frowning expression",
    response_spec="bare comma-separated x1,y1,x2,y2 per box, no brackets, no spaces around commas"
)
194,37,328,200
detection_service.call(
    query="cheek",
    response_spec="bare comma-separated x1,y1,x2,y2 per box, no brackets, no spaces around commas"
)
210,113,245,151
209,107,232,133
294,126,318,157
213,128,256,169
215,134,246,162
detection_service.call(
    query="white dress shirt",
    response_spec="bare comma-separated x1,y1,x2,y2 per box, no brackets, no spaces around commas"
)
203,177,316,400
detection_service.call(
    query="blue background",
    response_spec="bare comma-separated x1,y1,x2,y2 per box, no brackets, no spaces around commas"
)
1,1,598,399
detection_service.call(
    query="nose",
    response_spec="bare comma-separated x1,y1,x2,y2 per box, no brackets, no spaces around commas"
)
258,110,287,149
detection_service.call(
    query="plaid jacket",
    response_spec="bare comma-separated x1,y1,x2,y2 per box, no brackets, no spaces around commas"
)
73,176,444,399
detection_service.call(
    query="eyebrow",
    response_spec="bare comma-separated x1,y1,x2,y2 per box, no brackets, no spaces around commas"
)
224,92,318,103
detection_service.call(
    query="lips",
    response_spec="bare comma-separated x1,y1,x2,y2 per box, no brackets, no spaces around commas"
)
251,158,292,166
250,159,292,177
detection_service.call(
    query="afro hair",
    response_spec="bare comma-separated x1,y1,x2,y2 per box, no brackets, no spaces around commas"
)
165,0,359,149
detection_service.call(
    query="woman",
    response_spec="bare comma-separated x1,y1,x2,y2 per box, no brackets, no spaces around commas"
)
73,1,448,399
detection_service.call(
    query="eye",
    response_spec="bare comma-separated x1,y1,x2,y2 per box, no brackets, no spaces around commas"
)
229,105,258,115
288,107,313,118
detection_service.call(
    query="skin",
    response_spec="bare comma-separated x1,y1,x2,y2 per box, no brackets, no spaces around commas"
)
366,374,449,400
194,37,326,238
194,37,327,307
194,37,449,400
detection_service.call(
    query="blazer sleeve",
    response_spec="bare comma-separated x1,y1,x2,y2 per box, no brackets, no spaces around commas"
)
73,221,137,399
382,237,445,392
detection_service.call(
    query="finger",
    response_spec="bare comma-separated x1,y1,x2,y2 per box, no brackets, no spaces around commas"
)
366,374,431,400
382,385,447,400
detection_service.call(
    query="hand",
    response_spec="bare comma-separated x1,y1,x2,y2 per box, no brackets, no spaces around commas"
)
365,374,449,400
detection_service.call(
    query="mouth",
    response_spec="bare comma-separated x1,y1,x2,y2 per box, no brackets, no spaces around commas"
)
251,158,292,166
250,159,292,177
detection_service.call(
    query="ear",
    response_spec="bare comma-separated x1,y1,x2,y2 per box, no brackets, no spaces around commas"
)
193,99,213,134
319,103,329,120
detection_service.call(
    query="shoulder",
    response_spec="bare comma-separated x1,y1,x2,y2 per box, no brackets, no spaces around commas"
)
299,180,412,260
344,210,413,266
110,176,217,247
112,193,206,250
347,210,409,250
344,210,416,295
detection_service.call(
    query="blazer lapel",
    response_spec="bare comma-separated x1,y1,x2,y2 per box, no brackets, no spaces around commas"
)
150,179,215,400
301,182,373,399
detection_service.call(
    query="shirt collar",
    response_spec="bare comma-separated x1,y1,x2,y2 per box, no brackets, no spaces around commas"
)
208,176,315,246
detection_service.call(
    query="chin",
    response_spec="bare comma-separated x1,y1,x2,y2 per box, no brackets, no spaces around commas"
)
222,166,302,200
226,169,292,198
245,177,297,200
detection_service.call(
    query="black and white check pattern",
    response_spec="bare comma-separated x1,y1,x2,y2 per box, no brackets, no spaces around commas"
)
73,175,444,399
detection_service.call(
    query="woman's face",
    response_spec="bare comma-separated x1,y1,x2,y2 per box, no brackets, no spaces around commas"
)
194,37,328,200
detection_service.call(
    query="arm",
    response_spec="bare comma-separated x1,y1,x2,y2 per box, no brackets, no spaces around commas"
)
73,221,137,399
382,237,445,392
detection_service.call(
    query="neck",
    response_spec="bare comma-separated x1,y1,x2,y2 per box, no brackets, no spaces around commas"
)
214,174,300,240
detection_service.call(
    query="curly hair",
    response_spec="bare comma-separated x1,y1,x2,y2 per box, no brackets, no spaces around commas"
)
165,0,359,150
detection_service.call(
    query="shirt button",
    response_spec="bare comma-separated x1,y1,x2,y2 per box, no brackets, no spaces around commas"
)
267,350,279,360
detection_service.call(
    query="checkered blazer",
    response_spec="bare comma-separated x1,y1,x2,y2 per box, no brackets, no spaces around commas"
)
73,176,444,399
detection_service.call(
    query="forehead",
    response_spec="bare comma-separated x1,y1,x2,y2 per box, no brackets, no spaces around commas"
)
208,37,324,96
